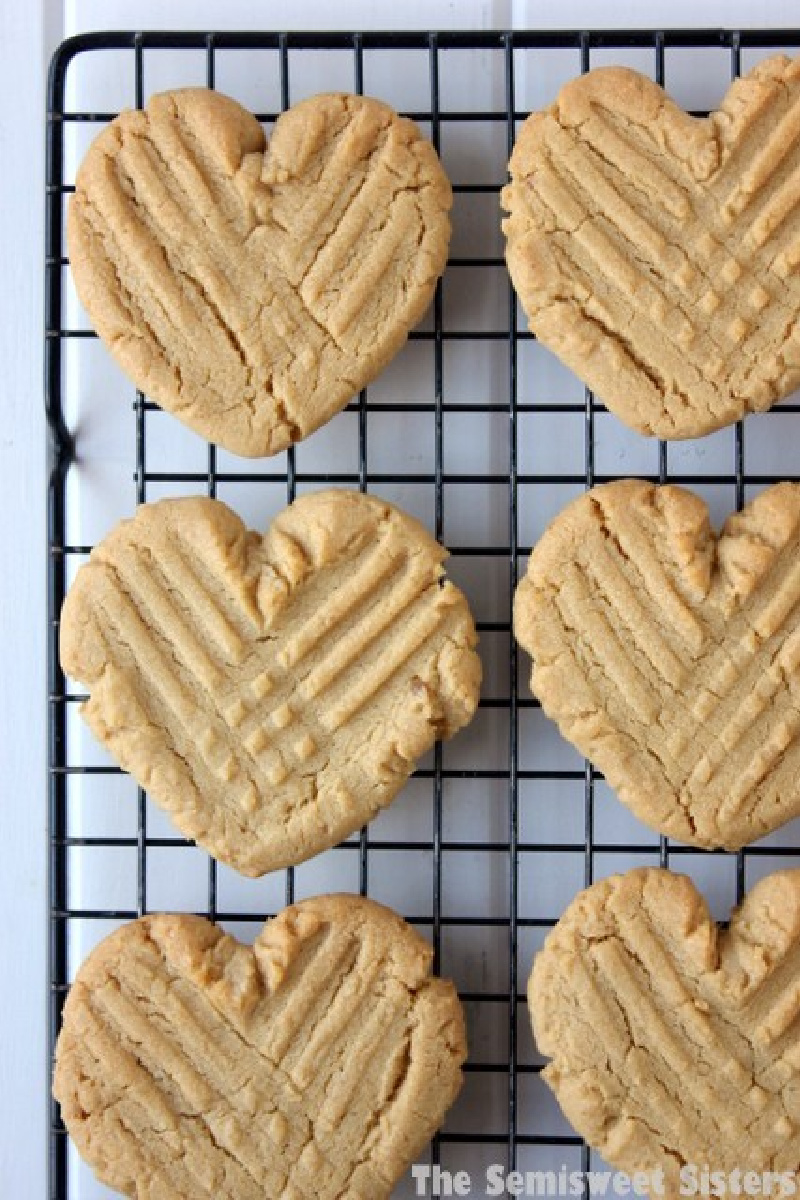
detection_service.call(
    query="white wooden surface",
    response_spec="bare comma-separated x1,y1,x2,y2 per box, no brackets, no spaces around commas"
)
0,0,797,1194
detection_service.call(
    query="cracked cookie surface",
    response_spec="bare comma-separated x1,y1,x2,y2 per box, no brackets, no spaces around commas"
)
501,57,799,439
514,480,799,849
528,868,800,1191
68,88,451,457
60,490,480,874
53,894,467,1199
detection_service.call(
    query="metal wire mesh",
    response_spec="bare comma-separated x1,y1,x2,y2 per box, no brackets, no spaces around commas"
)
47,28,800,1200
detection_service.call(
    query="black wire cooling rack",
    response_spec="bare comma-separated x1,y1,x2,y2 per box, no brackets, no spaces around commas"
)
47,27,800,1200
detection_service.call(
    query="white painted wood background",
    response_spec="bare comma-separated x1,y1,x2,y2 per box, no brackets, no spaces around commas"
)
0,0,796,1192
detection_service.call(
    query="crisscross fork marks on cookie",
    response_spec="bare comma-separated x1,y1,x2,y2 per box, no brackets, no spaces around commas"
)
68,89,452,456
514,480,799,848
53,896,467,1200
528,868,800,1188
60,490,481,875
502,56,799,438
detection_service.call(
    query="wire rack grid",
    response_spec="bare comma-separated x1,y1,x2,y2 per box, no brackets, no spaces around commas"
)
47,27,800,1200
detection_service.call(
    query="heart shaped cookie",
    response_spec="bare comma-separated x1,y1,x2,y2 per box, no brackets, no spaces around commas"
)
60,490,480,875
502,57,799,438
514,480,799,848
529,868,800,1188
68,89,451,456
54,894,466,1199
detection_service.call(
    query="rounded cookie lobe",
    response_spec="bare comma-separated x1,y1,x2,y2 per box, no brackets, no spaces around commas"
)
53,894,467,1199
528,868,800,1189
513,479,799,848
68,88,452,457
501,57,800,439
59,489,481,875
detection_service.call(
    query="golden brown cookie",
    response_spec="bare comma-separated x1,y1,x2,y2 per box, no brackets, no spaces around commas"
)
68,89,451,456
502,57,800,438
514,480,799,848
529,868,800,1192
60,490,480,875
54,894,466,1199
